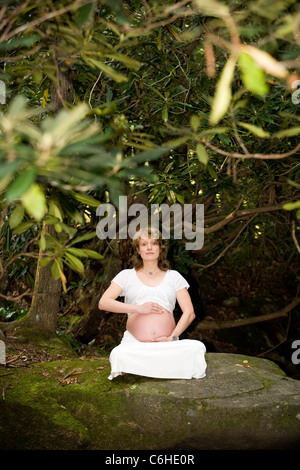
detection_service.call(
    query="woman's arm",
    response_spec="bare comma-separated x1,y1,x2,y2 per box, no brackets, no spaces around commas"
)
154,288,196,341
172,288,196,337
98,282,164,315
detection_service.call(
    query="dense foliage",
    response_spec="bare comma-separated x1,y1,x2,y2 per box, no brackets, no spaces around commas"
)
0,0,299,373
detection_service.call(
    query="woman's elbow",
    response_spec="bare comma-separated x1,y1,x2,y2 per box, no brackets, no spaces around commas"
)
98,296,106,311
189,310,196,323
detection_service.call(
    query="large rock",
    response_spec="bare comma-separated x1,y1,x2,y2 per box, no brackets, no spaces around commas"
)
1,352,300,450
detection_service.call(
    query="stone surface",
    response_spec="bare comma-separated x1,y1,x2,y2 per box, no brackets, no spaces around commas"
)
1,352,300,450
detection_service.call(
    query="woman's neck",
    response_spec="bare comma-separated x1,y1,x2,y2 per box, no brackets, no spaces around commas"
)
142,261,159,273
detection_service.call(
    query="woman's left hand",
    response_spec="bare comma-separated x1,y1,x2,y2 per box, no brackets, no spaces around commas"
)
152,335,173,342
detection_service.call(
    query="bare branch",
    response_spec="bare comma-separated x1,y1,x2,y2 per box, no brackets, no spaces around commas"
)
202,139,300,160
195,297,300,330
194,215,255,268
0,288,31,301
204,202,287,235
292,220,300,254
0,0,90,42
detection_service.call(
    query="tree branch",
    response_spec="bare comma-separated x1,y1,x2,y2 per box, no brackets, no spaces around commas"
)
194,216,255,268
195,297,300,330
0,288,32,301
204,202,287,235
202,139,300,160
292,220,300,254
0,0,87,42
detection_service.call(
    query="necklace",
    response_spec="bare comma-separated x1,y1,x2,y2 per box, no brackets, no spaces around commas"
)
143,268,159,276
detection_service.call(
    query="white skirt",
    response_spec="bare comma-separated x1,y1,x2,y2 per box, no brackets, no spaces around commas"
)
108,330,207,380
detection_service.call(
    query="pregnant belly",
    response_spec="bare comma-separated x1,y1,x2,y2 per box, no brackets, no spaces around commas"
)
127,310,175,342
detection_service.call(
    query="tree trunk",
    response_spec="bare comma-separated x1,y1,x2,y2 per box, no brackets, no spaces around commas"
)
7,56,75,336
21,225,62,333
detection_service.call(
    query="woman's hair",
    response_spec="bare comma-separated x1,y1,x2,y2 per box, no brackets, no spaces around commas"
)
131,227,170,271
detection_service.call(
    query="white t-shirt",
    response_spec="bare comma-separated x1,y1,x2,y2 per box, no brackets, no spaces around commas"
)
111,268,189,314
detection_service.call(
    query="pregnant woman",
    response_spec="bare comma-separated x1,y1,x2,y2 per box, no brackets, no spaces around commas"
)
98,228,207,380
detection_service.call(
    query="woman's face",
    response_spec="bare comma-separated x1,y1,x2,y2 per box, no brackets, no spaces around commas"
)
137,237,160,262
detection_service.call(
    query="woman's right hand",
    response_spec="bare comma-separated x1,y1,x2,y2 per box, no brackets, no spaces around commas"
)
135,302,164,314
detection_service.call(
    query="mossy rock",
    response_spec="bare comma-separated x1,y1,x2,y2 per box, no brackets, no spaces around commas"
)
1,353,300,450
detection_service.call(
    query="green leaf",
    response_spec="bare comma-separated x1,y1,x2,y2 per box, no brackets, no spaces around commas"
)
44,215,61,225
66,247,88,257
157,30,162,50
51,259,61,281
51,258,67,291
209,55,237,125
199,127,229,137
12,220,35,235
69,231,97,246
105,53,140,71
48,200,63,232
173,191,185,204
274,127,300,138
64,252,85,273
71,191,101,207
168,189,177,203
7,95,27,118
42,88,48,108
162,106,168,122
21,183,46,221
8,205,25,229
39,256,52,267
39,233,46,251
81,249,104,259
67,247,103,259
163,136,189,149
237,122,270,138
190,115,200,131
193,0,229,16
128,146,169,164
6,166,36,201
238,52,268,97
222,188,232,202
57,223,77,238
74,2,94,26
83,57,128,83
48,200,63,221
207,165,218,179
43,103,89,141
283,201,300,211
0,161,22,180
196,142,209,165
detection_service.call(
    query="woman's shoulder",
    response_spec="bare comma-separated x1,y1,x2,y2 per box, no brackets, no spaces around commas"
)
115,268,135,277
168,269,184,277
112,268,134,280
167,269,189,289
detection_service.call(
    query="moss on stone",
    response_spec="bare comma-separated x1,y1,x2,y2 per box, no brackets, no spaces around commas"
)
1,352,300,450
